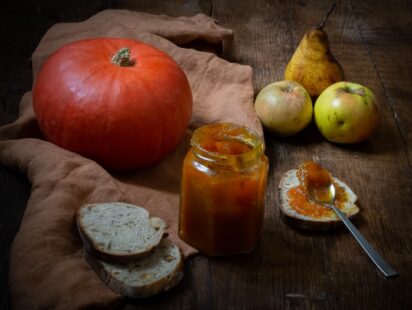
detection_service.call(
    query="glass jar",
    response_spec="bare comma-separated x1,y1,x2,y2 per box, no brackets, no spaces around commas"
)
179,123,268,256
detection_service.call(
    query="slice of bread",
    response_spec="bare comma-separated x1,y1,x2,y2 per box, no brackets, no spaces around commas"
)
278,169,359,230
84,238,183,298
77,202,166,263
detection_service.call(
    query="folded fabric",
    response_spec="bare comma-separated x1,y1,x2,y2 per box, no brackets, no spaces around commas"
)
0,9,261,310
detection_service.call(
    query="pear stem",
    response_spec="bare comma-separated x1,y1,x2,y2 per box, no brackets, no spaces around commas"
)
319,3,336,29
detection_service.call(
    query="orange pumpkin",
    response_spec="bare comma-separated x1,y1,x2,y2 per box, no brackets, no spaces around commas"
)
33,38,192,171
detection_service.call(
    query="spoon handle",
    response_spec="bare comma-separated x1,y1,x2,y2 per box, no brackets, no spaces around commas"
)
331,205,398,278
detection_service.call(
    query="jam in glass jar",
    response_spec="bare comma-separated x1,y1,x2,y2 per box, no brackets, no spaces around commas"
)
179,123,268,256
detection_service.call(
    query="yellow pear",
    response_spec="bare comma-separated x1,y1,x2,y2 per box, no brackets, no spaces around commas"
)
284,5,344,97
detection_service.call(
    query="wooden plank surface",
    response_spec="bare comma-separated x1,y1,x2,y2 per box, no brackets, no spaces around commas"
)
0,0,411,309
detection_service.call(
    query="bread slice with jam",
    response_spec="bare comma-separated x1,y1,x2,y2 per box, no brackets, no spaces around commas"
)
278,169,359,230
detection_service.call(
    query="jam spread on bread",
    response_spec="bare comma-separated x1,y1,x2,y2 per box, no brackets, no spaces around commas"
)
288,161,348,218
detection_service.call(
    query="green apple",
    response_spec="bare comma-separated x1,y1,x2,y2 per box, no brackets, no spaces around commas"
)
314,82,380,143
254,80,313,137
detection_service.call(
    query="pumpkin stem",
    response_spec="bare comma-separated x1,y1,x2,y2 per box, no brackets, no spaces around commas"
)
112,47,132,66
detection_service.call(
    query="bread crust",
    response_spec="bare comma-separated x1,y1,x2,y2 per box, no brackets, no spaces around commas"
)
278,169,359,231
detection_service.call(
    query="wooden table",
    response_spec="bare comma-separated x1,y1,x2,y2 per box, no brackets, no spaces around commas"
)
1,0,411,309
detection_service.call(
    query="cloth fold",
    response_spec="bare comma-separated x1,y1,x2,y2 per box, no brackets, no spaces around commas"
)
0,9,261,310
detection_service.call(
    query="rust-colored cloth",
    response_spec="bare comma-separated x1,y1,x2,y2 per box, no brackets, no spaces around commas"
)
0,10,261,310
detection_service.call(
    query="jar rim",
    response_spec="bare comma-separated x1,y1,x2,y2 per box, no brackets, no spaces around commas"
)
190,123,264,165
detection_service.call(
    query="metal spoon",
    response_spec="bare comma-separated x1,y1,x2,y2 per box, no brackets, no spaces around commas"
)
307,183,398,278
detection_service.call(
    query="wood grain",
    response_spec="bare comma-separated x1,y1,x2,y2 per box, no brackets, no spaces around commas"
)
350,0,412,168
0,0,411,309
112,0,211,16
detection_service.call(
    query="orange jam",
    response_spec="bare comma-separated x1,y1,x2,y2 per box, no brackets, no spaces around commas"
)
289,161,348,218
179,123,268,256
297,160,332,203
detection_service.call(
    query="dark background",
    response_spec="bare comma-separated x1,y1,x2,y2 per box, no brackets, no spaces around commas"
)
1,0,412,309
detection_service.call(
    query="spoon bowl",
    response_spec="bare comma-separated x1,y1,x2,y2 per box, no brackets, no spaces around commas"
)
307,182,336,206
